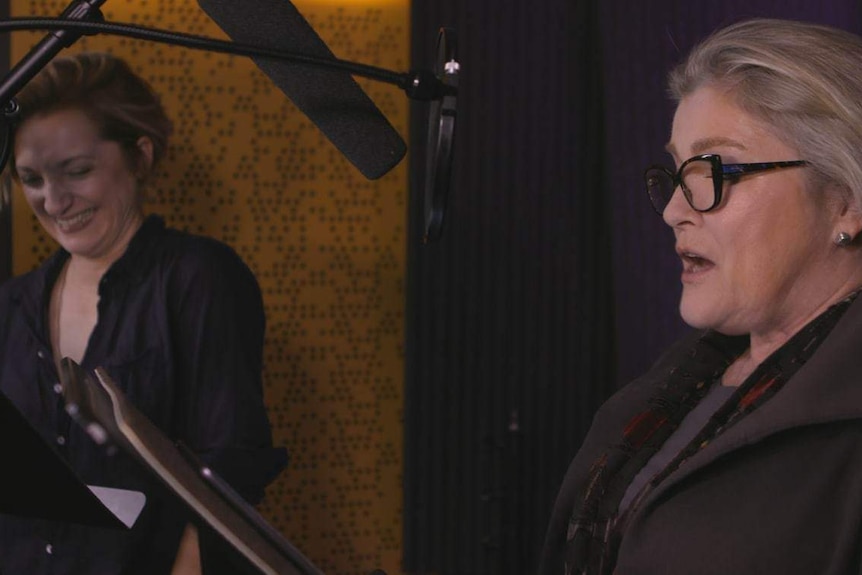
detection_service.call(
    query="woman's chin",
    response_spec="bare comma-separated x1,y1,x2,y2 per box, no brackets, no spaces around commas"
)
51,223,105,258
56,237,101,259
679,294,719,331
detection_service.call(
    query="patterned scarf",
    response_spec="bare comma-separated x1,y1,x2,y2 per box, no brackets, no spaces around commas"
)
564,292,858,575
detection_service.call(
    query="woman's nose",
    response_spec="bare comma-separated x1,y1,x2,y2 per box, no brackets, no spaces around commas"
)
661,185,694,227
41,182,73,216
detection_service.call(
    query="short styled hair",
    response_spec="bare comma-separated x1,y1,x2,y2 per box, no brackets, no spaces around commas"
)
669,18,862,207
11,52,173,179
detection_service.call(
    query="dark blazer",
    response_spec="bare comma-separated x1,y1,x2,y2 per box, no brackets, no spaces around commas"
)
538,295,862,575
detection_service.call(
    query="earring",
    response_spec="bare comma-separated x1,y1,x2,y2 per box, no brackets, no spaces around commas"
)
835,232,853,246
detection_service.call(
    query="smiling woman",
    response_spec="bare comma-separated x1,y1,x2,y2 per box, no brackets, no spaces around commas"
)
15,109,147,279
0,52,287,575
538,18,862,575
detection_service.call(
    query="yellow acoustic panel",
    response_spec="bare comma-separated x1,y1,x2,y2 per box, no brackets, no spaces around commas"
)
10,1,408,574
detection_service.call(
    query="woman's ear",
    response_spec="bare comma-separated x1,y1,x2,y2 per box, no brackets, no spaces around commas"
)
833,188,862,241
134,136,155,179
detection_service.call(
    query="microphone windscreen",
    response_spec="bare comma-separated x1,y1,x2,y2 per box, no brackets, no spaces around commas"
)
197,0,407,180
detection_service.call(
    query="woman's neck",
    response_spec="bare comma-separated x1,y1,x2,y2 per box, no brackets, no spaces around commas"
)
722,282,862,387
65,255,113,287
64,211,144,281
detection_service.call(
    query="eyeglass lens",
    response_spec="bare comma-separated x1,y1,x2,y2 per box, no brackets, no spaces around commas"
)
646,158,717,213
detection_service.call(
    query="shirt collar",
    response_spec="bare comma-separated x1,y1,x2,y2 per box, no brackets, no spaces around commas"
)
98,214,165,288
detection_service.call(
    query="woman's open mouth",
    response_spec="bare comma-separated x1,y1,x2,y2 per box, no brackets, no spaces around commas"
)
680,251,715,280
55,208,95,233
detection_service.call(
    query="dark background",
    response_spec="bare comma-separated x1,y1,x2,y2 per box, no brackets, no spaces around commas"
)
2,1,862,574
404,1,862,574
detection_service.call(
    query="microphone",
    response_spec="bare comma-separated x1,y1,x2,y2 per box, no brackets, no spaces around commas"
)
0,0,107,173
196,0,407,181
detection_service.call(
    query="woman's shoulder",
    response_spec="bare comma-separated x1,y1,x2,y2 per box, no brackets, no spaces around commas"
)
0,269,38,296
164,228,249,267
139,216,257,281
601,329,705,414
0,274,33,315
0,252,62,305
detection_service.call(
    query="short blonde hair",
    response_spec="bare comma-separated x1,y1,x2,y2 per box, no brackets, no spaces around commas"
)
12,52,173,180
669,18,862,207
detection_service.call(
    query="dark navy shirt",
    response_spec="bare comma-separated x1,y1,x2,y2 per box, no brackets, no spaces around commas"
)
0,215,287,574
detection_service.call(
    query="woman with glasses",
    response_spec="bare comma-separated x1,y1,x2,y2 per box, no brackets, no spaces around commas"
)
539,18,862,575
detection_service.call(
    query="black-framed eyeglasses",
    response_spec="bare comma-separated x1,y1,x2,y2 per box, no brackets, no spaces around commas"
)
644,154,808,214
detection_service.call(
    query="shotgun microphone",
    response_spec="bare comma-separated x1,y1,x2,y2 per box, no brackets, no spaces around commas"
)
196,0,407,181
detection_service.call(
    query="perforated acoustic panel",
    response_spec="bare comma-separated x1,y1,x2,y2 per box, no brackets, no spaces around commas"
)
10,1,408,573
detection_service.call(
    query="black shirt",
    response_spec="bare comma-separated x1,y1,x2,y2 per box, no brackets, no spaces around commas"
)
0,215,287,574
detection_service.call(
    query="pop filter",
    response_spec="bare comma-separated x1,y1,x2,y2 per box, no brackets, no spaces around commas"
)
0,103,14,176
422,28,458,243
196,0,407,181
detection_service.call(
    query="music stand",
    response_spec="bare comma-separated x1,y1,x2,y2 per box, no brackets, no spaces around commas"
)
0,390,126,529
58,358,325,575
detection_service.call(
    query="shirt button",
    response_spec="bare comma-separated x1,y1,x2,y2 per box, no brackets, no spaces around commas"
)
56,436,66,446
45,543,53,555
53,383,63,395
37,350,46,359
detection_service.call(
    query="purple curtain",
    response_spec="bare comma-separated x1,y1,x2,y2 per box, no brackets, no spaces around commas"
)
402,1,862,574
602,0,862,384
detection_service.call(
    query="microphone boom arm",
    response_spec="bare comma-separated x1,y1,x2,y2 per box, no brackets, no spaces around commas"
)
0,16,456,109
0,3,109,115
0,10,458,240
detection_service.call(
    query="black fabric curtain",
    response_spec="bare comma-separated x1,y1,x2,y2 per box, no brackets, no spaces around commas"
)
403,1,862,574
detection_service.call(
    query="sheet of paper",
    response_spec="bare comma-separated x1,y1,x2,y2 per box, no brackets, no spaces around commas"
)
87,485,146,528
